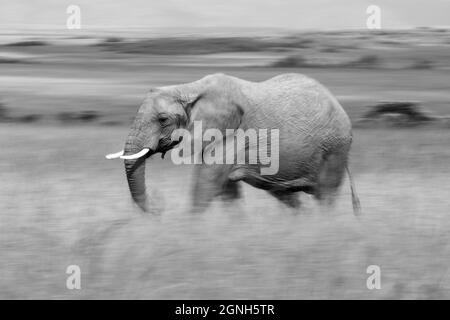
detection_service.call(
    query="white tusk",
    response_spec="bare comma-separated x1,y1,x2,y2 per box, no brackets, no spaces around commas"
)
105,150,124,159
120,148,150,160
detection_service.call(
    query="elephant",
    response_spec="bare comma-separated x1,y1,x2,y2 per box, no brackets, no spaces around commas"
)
106,73,361,215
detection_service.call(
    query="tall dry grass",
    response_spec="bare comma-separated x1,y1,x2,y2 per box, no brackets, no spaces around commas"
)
1,124,449,299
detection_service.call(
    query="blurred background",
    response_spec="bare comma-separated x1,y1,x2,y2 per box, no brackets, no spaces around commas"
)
1,0,450,299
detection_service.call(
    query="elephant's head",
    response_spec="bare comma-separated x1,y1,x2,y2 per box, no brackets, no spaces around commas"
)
106,75,243,212
106,89,200,212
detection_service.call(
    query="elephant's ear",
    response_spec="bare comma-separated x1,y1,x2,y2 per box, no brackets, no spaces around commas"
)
182,90,243,133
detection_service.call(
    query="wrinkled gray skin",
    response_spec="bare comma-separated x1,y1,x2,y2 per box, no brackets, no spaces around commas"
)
122,73,360,214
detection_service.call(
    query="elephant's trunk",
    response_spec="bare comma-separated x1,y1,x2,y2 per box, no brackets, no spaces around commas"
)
123,134,151,212
124,157,148,212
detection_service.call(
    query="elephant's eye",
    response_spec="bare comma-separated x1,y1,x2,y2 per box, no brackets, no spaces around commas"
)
158,116,170,126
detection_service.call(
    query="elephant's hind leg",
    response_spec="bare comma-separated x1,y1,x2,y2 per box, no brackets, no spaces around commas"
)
268,190,301,209
314,151,347,206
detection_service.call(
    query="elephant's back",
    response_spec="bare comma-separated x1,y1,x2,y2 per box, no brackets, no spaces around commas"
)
244,73,351,138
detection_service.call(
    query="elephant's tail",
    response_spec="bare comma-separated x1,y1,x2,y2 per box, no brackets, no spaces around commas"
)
346,165,361,216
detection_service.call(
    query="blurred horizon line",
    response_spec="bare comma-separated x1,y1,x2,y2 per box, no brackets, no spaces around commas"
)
1,24,450,38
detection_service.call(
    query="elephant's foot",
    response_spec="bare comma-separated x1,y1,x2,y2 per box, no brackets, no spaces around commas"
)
268,190,301,209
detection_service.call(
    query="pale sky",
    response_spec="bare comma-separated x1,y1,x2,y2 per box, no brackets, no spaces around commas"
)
1,0,449,32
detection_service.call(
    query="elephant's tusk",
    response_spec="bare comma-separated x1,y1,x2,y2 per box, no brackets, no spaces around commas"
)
120,148,150,160
105,150,124,159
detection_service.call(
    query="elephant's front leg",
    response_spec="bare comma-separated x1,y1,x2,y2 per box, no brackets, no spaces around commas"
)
191,164,240,213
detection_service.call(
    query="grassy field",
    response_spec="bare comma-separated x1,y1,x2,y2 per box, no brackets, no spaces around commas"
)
1,32,450,299
1,124,450,299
